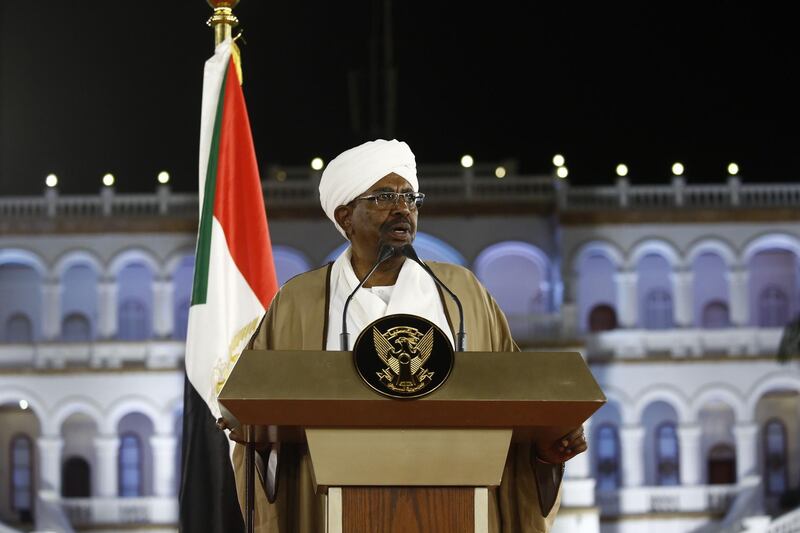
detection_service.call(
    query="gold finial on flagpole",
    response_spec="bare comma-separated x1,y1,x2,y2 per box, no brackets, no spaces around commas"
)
207,0,240,47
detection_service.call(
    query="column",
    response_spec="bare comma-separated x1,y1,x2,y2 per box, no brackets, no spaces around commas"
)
97,277,118,339
726,265,750,327
152,277,174,339
620,425,645,487
94,435,120,497
671,268,695,327
37,435,64,494
733,422,759,480
614,270,639,328
150,435,177,497
41,278,62,340
677,424,702,485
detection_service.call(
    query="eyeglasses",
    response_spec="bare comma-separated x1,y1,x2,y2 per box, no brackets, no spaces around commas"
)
352,191,425,210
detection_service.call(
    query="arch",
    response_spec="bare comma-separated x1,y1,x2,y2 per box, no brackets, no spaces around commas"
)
0,248,48,277
742,233,800,264
49,398,105,436
410,232,466,265
0,388,46,430
655,422,681,486
10,434,34,516
689,385,748,421
707,443,737,485
632,386,691,424
763,418,789,495
594,423,621,490
745,373,800,416
474,241,552,317
62,456,91,498
52,249,104,279
163,247,197,277
474,241,550,276
5,312,33,342
627,238,682,270
103,397,169,435
701,300,730,328
62,312,91,341
588,304,617,332
108,248,161,278
570,240,625,274
273,245,312,285
758,285,790,327
643,288,673,330
597,386,635,424
118,432,144,497
686,238,738,267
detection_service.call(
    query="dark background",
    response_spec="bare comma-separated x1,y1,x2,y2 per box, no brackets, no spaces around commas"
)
0,2,797,195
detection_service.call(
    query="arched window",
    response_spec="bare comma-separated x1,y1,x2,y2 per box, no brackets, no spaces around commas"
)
595,424,620,489
764,419,788,496
174,298,191,340
759,286,789,327
644,289,673,330
655,422,680,486
62,312,91,341
62,457,91,498
5,313,32,343
707,444,736,485
588,304,618,332
11,435,34,520
702,301,730,329
119,433,143,497
118,299,148,340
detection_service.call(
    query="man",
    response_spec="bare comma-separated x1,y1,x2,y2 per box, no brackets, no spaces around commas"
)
232,139,587,532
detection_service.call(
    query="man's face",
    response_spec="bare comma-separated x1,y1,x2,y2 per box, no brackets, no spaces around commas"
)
337,173,418,258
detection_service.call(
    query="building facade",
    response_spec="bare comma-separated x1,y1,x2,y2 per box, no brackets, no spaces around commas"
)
0,169,798,532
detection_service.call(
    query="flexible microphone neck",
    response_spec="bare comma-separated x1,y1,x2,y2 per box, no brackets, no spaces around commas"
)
340,244,397,351
400,244,467,352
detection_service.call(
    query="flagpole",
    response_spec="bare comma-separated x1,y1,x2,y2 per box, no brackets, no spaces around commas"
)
205,5,253,531
207,0,240,47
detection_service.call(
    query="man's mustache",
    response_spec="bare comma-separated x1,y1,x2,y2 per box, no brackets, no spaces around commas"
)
380,217,413,232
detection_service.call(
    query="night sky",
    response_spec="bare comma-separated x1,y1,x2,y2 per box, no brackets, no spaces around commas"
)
0,2,798,196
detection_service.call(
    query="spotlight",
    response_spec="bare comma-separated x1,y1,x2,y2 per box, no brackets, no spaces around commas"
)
103,173,115,186
45,174,58,188
671,162,684,176
460,155,474,168
616,164,629,177
310,157,324,171
727,162,739,176
495,166,506,178
158,171,170,184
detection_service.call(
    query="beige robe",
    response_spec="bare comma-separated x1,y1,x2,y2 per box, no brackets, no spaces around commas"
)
232,261,562,533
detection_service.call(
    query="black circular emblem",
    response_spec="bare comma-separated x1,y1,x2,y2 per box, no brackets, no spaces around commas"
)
353,314,454,399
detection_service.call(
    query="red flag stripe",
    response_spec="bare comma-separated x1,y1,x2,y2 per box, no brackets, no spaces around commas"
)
212,57,278,308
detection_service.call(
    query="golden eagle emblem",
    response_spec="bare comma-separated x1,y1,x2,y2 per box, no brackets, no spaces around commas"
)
373,325,435,393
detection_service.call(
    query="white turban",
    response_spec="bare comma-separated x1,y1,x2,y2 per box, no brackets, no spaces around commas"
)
319,139,418,238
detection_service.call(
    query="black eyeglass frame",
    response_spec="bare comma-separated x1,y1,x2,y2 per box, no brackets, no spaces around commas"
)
351,191,426,209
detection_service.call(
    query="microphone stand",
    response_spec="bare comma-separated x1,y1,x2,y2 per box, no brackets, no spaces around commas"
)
340,244,397,350
400,244,467,352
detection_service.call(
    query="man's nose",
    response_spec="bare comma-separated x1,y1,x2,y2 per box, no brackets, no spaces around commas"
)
390,198,411,215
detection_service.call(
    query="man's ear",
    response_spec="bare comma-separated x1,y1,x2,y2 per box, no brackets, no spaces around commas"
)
334,205,352,237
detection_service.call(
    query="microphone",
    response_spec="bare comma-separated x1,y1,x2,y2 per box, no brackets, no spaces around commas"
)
399,244,467,352
340,243,397,351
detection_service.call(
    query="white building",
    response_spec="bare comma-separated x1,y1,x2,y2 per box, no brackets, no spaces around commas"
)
0,169,798,533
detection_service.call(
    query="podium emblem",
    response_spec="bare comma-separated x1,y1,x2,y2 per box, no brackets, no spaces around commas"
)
353,314,454,399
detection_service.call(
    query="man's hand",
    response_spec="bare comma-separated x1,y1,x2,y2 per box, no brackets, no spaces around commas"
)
535,426,587,464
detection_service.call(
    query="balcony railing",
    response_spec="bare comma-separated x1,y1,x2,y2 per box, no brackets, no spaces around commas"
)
59,497,177,527
1,172,798,220
586,327,784,359
597,484,740,516
0,340,186,369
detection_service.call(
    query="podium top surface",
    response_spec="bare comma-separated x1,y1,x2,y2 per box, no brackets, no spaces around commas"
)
218,350,605,432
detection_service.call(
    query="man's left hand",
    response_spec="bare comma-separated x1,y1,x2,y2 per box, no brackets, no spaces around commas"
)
535,426,587,464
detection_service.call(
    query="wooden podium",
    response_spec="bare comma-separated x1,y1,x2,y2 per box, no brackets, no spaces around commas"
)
218,349,605,533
